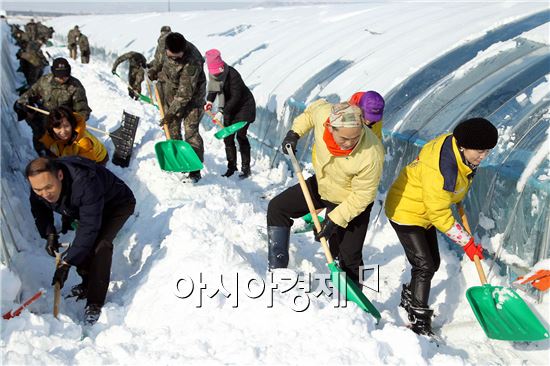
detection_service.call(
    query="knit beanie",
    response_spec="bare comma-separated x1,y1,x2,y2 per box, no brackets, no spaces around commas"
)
205,49,225,75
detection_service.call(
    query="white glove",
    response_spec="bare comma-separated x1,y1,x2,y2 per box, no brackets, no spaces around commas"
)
203,101,213,111
214,111,223,124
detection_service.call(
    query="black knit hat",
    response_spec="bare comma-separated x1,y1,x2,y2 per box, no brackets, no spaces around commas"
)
51,57,71,77
453,118,498,150
165,32,186,53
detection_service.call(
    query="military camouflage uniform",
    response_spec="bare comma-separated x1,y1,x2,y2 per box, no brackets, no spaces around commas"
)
147,30,171,79
17,40,49,85
17,73,92,154
67,27,80,59
11,25,29,49
36,22,54,44
112,51,146,98
157,41,206,162
78,34,90,64
25,20,38,41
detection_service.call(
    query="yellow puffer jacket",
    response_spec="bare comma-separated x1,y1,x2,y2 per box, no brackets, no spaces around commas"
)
291,99,384,228
40,113,108,163
385,133,474,232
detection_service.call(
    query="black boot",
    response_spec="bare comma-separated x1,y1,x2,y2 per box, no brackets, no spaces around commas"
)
188,171,201,183
399,283,413,312
408,306,434,336
267,226,290,270
222,146,238,177
239,145,251,179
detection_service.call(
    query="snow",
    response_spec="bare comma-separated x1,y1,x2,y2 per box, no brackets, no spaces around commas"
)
2,2,550,365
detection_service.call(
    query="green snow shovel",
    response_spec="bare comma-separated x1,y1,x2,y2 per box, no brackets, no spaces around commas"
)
459,203,548,341
204,110,248,140
286,144,381,320
153,84,203,172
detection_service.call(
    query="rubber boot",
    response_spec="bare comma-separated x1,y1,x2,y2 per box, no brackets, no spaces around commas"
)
399,283,413,312
267,226,290,270
222,146,238,177
408,306,434,336
239,144,251,179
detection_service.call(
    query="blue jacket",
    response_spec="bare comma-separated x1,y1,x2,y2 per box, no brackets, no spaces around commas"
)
30,156,135,265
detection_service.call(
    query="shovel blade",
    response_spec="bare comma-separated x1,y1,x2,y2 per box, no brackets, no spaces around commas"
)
466,284,549,341
155,140,203,172
214,121,248,140
328,262,381,320
111,112,140,168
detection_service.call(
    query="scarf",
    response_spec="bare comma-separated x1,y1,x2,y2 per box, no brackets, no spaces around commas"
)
207,63,229,110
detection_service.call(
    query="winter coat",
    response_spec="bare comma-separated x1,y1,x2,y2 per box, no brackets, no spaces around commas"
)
18,41,48,67
18,73,92,120
112,52,146,89
384,133,475,233
67,28,80,48
157,41,206,116
149,31,170,73
39,113,107,162
24,21,38,40
207,65,256,125
291,99,384,228
78,34,90,55
29,156,135,266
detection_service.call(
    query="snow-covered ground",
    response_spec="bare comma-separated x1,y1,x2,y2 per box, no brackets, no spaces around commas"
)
1,3,549,365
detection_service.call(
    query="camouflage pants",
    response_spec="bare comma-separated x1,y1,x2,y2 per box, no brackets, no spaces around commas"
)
167,107,204,162
129,68,144,94
81,51,90,64
68,45,77,59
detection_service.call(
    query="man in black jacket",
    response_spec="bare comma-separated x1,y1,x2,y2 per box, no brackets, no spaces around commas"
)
26,156,135,325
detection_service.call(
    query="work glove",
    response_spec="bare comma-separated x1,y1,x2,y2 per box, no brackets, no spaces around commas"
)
281,130,300,155
463,238,484,261
214,111,223,124
314,217,339,242
203,101,213,111
160,112,176,127
61,215,75,234
45,233,61,257
51,263,70,289
13,101,27,121
147,68,158,81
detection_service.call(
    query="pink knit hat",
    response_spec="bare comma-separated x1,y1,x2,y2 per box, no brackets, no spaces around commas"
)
205,49,224,75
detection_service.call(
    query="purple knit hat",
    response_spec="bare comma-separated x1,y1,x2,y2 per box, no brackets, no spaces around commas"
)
205,49,224,75
358,91,385,122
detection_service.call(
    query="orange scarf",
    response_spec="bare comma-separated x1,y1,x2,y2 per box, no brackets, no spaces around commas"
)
323,119,354,156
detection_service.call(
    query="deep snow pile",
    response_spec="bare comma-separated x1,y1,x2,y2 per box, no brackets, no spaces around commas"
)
2,3,549,365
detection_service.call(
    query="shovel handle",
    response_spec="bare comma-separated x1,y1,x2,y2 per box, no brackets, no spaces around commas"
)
53,252,62,318
145,75,155,105
24,104,49,115
3,290,44,319
204,110,224,129
286,144,334,264
153,83,171,140
457,202,487,285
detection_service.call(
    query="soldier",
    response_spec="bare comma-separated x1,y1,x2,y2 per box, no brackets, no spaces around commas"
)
25,156,135,325
17,40,49,86
112,51,147,100
11,24,29,49
78,33,90,64
67,25,80,60
36,22,54,44
147,25,171,74
14,57,92,154
25,18,38,41
148,32,206,183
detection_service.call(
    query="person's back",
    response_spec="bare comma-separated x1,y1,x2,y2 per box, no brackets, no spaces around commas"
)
25,20,38,40
78,34,90,64
147,26,171,75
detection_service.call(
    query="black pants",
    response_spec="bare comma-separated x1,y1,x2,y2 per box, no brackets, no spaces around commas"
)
223,122,250,151
267,175,373,284
390,221,440,308
76,200,135,306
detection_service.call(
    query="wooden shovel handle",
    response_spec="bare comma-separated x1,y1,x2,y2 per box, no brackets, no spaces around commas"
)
286,144,334,264
204,109,225,129
24,104,49,115
152,83,171,140
53,252,61,318
457,202,487,285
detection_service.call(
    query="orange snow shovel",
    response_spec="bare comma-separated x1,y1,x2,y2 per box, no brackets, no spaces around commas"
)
3,290,44,319
514,270,550,292
153,84,203,172
286,144,380,320
459,203,548,341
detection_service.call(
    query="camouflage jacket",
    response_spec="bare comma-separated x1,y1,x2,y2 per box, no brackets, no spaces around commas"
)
157,41,206,116
18,74,92,120
113,51,146,72
78,34,90,52
18,41,49,67
148,31,170,74
67,29,80,47
36,23,53,42
25,22,38,40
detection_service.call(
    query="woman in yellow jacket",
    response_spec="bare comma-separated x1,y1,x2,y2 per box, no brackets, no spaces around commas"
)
385,118,498,336
40,106,108,164
267,101,384,285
